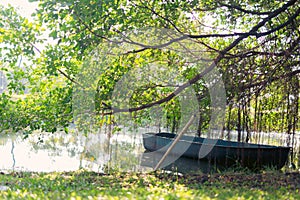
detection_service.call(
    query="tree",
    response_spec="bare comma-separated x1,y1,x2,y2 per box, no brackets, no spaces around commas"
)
0,0,299,138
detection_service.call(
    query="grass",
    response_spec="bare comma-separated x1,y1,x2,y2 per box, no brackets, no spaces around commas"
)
0,169,299,199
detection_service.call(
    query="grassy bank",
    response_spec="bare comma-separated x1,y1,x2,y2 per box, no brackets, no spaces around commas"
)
0,170,299,199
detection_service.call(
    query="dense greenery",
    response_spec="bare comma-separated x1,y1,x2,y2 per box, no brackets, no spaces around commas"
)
0,170,299,199
0,2,299,199
0,1,299,138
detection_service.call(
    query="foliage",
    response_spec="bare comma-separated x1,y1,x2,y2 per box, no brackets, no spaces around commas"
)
0,0,299,136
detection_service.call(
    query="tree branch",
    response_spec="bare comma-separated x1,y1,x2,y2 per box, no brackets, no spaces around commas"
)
29,42,81,86
30,43,41,54
104,0,298,115
238,68,300,91
217,1,272,15
121,5,299,56
132,2,183,33
186,6,299,39
72,8,114,43
57,69,82,86
255,7,300,38
225,37,300,59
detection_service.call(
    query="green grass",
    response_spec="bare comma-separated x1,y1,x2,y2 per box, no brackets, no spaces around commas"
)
0,170,299,199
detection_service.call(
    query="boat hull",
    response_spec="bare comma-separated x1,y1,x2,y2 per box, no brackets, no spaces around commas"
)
142,133,291,169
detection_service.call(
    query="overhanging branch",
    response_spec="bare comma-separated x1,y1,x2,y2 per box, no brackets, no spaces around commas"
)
103,0,298,115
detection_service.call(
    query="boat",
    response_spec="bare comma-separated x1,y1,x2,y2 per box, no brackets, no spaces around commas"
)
142,132,291,169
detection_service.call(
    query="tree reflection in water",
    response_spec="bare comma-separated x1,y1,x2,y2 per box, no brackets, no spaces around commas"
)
0,129,299,172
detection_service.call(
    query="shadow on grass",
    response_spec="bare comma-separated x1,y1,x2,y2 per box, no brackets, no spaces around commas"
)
0,169,299,199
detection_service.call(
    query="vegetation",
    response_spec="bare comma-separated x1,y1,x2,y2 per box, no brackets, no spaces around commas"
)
0,0,298,138
0,1,299,199
0,170,299,199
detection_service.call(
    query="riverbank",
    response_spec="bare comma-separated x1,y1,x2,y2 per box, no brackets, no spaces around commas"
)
0,170,299,199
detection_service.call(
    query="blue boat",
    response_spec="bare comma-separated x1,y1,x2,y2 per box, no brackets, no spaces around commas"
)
142,132,291,169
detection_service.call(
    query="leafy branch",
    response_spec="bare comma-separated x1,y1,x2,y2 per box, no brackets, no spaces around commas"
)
104,0,298,115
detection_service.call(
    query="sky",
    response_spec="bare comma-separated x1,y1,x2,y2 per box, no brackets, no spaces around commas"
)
0,0,38,19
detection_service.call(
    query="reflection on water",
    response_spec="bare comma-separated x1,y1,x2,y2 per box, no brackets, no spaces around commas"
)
140,151,220,174
0,132,94,172
0,128,147,173
0,128,299,173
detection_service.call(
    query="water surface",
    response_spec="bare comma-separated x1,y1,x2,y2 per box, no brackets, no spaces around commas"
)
0,129,299,173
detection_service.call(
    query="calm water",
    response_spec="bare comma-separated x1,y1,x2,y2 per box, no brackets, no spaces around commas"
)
0,127,148,173
0,128,299,173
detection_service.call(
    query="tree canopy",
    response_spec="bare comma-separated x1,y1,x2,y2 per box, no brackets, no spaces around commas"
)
0,0,299,139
